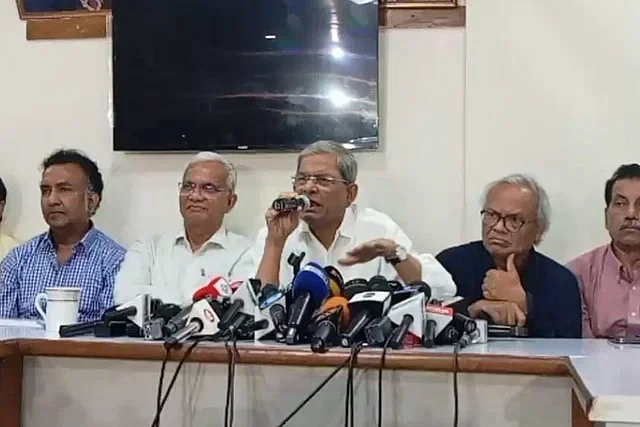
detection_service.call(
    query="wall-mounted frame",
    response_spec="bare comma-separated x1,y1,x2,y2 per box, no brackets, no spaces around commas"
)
16,0,110,19
15,0,463,40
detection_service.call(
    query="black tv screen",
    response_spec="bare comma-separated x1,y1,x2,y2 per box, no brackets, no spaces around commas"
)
111,0,379,152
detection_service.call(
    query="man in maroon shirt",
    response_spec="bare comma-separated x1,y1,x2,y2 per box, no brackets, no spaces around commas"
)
568,164,640,338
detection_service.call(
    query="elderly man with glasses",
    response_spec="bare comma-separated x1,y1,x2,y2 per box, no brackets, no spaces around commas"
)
114,152,252,306
249,140,457,300
436,174,581,338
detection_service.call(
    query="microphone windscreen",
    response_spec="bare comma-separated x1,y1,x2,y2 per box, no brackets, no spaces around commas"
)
292,262,330,307
369,275,388,290
407,280,432,302
299,195,311,210
343,278,369,299
320,296,351,328
324,266,344,297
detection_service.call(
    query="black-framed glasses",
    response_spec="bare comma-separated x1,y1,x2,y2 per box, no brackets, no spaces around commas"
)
178,182,227,197
291,174,349,189
481,209,534,232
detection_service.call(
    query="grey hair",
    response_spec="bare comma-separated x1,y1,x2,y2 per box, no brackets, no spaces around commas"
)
183,152,237,192
482,173,551,236
296,140,358,183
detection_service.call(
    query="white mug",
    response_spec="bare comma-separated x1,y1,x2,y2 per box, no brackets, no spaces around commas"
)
34,287,81,333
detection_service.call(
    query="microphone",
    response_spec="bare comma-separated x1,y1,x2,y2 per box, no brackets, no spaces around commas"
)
254,284,288,341
339,291,392,347
272,195,310,212
310,296,351,353
386,293,426,349
141,303,182,340
164,298,224,348
423,318,438,348
218,279,259,330
104,293,152,328
369,275,390,291
436,324,460,345
343,278,369,299
324,266,344,297
192,276,233,303
284,262,330,345
161,280,237,339
405,281,432,302
364,316,394,346
287,251,306,278
424,303,455,343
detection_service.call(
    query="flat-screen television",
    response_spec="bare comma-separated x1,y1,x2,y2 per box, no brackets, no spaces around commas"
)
111,0,379,152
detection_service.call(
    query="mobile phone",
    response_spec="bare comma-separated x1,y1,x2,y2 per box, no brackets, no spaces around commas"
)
608,336,640,345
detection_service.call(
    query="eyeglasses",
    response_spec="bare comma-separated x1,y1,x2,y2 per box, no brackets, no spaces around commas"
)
291,174,349,189
178,182,227,197
480,209,534,233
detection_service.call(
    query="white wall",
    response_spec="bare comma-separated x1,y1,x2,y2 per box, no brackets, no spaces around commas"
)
0,0,466,255
7,1,636,263
466,0,640,261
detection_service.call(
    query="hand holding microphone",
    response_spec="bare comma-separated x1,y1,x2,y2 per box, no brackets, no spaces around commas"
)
265,192,308,244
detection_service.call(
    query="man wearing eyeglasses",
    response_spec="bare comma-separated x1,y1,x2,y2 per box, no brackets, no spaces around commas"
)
250,140,457,300
113,152,252,306
436,174,581,338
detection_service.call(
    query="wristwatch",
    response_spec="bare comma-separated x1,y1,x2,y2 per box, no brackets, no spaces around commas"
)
386,245,408,266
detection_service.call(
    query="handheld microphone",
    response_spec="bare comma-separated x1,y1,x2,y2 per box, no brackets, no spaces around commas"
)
218,279,259,330
324,266,344,297
310,296,351,353
272,195,310,212
285,262,330,345
453,313,478,335
423,319,438,348
386,293,426,349
364,316,394,346
104,293,152,328
339,291,391,347
141,303,182,340
436,324,460,345
164,299,224,348
343,278,369,299
192,276,233,303
254,284,288,341
424,303,455,341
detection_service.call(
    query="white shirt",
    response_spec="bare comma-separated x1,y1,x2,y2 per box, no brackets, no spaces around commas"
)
114,227,253,306
248,205,457,300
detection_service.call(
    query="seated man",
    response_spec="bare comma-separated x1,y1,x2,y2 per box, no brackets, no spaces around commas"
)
568,164,640,338
0,177,18,261
0,149,125,321
437,174,581,338
250,140,456,299
114,152,252,306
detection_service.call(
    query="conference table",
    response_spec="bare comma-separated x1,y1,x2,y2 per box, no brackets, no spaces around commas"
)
0,325,637,427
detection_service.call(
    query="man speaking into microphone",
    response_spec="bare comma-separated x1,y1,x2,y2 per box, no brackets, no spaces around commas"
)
247,140,456,299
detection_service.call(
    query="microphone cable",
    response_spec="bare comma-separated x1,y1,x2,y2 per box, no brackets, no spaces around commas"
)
377,335,393,427
151,331,225,427
224,332,239,427
344,342,366,427
276,350,360,427
154,347,172,427
150,337,204,427
452,342,461,427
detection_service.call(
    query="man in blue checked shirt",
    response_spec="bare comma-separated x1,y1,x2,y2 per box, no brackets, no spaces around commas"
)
0,149,125,322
